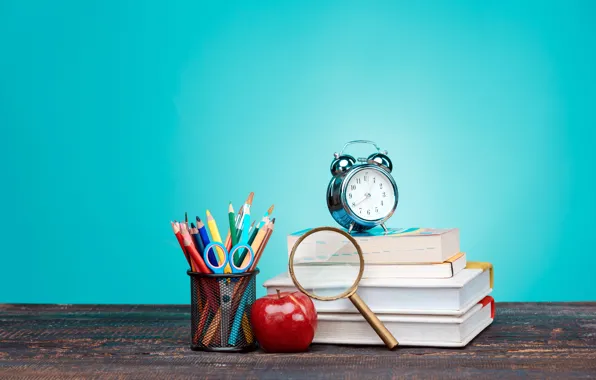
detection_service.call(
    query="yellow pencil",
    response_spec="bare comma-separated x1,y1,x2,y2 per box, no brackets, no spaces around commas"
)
241,313,253,344
206,210,229,272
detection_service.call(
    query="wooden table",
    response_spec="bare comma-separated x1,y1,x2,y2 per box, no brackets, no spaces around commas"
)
1,303,595,379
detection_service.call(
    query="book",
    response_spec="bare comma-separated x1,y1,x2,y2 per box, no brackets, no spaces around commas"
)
313,296,494,347
287,228,460,264
290,252,466,280
357,252,467,279
263,265,492,315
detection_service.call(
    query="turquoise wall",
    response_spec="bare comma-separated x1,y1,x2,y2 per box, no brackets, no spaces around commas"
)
1,1,595,303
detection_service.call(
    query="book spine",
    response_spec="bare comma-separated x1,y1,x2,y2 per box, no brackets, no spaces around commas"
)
479,296,495,319
466,262,494,288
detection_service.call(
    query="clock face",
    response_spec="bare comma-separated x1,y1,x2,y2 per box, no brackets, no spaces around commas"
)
344,168,395,221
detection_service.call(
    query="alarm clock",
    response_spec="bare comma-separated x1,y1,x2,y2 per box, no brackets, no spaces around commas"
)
327,140,398,234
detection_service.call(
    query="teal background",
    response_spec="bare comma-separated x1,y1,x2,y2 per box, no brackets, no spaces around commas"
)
1,1,595,303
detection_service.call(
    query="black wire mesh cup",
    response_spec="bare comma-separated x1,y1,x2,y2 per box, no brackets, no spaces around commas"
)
187,269,259,352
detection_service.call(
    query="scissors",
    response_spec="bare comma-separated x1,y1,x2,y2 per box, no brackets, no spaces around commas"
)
203,242,255,274
203,242,254,344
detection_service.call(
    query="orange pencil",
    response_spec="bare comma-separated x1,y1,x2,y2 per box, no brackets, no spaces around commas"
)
250,218,274,271
242,222,268,268
250,222,269,252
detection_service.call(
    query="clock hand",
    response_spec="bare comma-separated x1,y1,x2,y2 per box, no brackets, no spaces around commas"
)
354,193,371,206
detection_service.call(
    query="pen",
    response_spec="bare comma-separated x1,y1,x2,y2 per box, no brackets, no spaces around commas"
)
239,204,251,244
236,192,253,241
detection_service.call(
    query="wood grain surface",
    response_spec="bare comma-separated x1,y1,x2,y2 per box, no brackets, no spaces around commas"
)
1,303,595,379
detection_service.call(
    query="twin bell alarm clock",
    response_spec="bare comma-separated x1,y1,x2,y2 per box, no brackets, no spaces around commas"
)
327,140,398,233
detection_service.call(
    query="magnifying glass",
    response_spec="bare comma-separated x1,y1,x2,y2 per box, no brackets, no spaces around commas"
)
288,226,399,349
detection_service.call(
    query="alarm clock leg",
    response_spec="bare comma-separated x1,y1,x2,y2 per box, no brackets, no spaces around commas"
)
381,223,388,234
348,223,355,235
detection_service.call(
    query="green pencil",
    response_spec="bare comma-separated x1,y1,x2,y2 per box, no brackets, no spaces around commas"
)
228,202,238,247
247,222,260,246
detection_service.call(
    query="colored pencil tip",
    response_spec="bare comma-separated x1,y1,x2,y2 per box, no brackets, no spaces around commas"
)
206,209,212,217
228,202,234,213
267,204,275,215
190,222,196,228
271,218,276,224
196,216,201,222
185,212,188,222
247,192,254,206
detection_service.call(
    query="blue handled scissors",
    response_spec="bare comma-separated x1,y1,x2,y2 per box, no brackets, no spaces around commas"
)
203,242,255,274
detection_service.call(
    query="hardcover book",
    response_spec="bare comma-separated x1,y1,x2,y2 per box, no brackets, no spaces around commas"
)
313,296,495,347
263,265,492,315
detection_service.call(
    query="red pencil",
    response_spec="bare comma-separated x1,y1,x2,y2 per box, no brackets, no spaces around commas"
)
171,221,192,268
181,224,211,273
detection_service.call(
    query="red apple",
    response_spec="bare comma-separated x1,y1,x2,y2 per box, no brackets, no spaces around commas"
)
251,290,317,353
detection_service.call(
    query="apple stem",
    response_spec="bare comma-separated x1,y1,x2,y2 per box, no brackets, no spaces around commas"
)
276,289,281,299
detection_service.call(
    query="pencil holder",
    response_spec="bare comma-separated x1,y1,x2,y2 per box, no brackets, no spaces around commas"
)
187,269,259,352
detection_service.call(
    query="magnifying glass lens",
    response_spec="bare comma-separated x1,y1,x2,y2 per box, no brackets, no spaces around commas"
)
291,229,361,299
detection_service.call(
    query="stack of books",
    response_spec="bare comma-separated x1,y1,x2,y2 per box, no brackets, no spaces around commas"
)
263,228,494,347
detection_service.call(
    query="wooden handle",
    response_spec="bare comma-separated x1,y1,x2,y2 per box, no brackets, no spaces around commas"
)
349,293,399,349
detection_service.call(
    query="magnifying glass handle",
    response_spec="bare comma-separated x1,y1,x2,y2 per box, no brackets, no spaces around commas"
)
349,293,399,349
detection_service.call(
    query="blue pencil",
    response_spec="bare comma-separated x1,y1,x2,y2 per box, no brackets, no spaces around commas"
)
196,216,217,265
190,223,205,255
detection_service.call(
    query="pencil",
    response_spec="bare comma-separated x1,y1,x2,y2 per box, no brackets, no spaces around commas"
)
241,312,253,344
230,222,272,332
206,210,228,272
241,222,267,269
250,222,269,253
248,216,267,247
247,221,258,244
180,223,210,273
190,223,205,255
203,309,221,346
171,221,192,269
240,205,272,265
196,216,217,266
224,228,232,251
257,204,274,229
234,221,256,267
250,218,274,271
228,202,238,247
